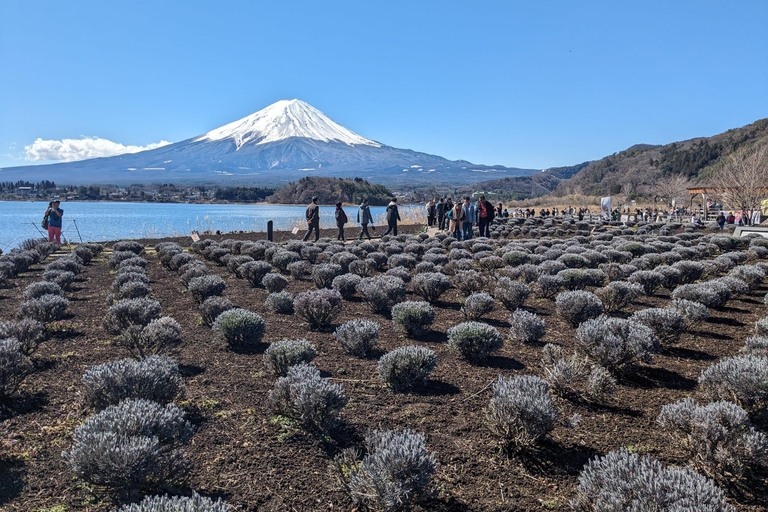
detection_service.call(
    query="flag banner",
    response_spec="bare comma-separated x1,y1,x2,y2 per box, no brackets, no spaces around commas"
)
600,197,611,220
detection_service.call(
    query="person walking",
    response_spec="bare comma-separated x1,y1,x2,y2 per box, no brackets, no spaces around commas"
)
426,198,436,227
449,201,464,239
461,196,475,240
475,195,494,238
436,198,446,230
45,200,64,245
716,212,726,229
357,198,374,240
382,197,401,236
335,201,348,241
302,196,320,242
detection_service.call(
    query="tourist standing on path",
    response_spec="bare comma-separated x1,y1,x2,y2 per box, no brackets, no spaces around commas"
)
46,200,63,245
335,201,348,241
302,196,320,242
444,197,454,221
357,198,374,240
476,195,494,238
436,198,446,230
461,196,475,240
382,197,401,236
716,212,726,229
449,201,464,239
426,198,436,227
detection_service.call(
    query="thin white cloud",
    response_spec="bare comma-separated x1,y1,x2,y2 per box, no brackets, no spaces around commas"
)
24,136,172,162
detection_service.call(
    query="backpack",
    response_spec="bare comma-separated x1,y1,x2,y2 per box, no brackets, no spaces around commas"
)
42,211,49,230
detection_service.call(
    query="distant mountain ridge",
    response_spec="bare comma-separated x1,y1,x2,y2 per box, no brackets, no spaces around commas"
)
0,99,538,187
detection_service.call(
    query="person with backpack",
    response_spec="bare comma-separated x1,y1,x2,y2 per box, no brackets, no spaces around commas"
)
382,197,401,236
45,200,64,245
475,195,494,238
462,196,476,240
302,196,320,242
335,201,348,241
357,198,374,240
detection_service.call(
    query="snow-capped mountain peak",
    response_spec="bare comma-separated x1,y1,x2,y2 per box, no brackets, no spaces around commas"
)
195,99,381,149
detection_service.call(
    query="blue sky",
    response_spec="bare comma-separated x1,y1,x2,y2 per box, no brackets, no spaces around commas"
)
1,0,766,171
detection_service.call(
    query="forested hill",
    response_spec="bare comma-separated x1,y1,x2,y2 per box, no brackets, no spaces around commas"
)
554,117,768,197
267,177,393,206
453,162,589,201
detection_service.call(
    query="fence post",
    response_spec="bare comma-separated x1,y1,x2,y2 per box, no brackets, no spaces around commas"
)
267,220,273,242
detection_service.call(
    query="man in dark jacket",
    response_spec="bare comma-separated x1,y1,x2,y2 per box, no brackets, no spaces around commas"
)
357,198,374,240
382,197,401,236
436,198,446,230
302,196,320,242
475,195,494,237
716,212,726,229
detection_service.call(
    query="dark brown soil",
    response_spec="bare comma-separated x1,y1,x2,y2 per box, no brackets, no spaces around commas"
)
1,235,767,512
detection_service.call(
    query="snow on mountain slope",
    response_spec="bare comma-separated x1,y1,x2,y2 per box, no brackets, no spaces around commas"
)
196,99,381,149
0,99,540,186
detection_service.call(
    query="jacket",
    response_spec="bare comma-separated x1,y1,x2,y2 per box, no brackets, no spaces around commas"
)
462,203,476,223
449,205,464,231
357,203,373,224
305,203,320,224
335,207,348,225
386,202,400,223
476,200,495,222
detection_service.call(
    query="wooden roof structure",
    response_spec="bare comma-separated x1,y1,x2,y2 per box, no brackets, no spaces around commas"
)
688,187,768,195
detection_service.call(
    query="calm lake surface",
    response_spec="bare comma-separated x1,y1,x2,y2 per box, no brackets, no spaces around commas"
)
0,201,411,250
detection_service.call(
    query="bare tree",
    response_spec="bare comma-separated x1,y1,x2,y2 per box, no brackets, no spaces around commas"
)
619,179,638,197
655,174,691,207
708,141,768,213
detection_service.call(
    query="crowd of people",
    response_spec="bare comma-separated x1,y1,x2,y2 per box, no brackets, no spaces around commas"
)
424,196,505,240
297,195,765,244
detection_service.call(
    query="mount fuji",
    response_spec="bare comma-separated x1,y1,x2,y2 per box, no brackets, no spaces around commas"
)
1,99,538,187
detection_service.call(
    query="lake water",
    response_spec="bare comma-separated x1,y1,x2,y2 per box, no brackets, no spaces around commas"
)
0,201,412,250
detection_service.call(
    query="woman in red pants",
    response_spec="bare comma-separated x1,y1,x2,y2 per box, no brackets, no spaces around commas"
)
46,200,64,245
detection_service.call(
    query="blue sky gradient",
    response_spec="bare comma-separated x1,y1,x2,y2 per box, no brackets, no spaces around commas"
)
1,0,766,170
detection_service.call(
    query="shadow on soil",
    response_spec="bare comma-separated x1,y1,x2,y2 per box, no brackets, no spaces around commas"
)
707,316,744,327
624,366,697,391
179,364,206,378
420,330,449,344
0,459,25,506
418,496,470,511
482,355,525,371
664,346,717,361
570,396,642,417
514,440,599,476
0,390,48,420
414,379,461,397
